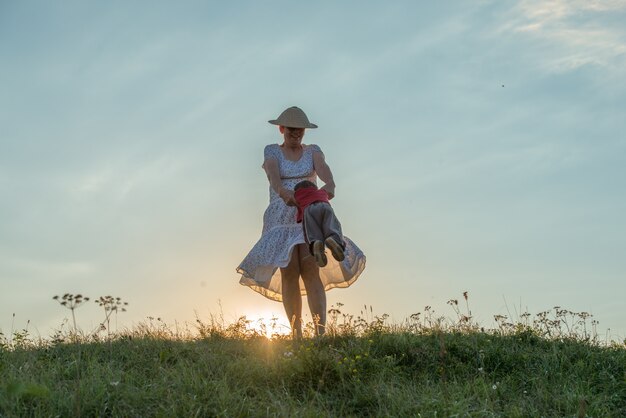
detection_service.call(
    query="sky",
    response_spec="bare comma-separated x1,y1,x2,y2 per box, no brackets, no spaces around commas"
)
1,0,625,341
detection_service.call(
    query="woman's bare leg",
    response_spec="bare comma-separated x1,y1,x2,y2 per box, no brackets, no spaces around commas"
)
280,245,302,339
298,243,327,335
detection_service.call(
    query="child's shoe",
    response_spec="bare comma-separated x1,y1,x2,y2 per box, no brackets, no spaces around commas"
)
312,240,327,267
325,237,345,262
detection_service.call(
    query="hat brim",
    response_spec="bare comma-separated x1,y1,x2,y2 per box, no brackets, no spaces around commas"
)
268,120,318,129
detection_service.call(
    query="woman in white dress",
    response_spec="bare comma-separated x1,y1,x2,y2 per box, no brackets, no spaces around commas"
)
237,106,366,338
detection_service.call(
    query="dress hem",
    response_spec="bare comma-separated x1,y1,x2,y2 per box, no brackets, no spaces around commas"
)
238,254,366,303
238,272,364,303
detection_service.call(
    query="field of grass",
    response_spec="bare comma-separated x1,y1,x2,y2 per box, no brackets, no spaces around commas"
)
1,295,624,417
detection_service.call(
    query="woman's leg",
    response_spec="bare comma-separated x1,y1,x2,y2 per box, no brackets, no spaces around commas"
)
280,245,302,339
298,243,327,335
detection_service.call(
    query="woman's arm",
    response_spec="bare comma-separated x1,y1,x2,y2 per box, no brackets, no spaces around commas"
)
313,150,336,199
264,158,296,206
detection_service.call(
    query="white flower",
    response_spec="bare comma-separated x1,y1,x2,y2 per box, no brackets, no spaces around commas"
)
283,351,293,358
492,384,497,390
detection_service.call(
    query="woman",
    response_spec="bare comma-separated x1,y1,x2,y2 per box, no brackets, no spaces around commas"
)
237,106,366,338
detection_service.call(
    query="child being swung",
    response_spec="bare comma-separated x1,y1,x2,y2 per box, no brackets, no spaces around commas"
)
294,180,346,267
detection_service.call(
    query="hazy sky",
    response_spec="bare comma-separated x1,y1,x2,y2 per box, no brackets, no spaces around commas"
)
1,1,625,340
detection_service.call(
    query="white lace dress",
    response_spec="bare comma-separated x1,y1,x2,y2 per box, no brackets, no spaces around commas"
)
237,143,366,301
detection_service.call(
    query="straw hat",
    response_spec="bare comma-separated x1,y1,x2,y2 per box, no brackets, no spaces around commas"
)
268,106,318,129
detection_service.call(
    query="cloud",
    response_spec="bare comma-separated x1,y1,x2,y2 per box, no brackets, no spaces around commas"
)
0,256,95,280
520,0,626,19
500,0,626,73
68,154,184,201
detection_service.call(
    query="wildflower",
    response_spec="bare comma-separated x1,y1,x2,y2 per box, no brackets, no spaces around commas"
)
283,351,293,358
110,381,120,386
492,384,497,390
478,367,484,373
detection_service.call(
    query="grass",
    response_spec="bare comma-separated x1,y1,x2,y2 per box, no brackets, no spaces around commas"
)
0,295,624,417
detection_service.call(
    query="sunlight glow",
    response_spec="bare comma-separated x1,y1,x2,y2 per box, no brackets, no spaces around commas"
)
243,312,292,339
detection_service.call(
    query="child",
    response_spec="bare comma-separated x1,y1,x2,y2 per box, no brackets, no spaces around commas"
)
294,180,346,267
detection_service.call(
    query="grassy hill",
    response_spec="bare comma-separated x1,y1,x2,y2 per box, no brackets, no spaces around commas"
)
1,301,624,417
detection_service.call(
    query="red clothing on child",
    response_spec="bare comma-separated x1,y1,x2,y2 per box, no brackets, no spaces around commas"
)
294,188,330,223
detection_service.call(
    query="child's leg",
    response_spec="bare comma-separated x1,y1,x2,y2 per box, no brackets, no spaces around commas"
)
303,205,326,245
320,203,345,262
320,204,344,248
301,213,313,255
303,205,327,267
